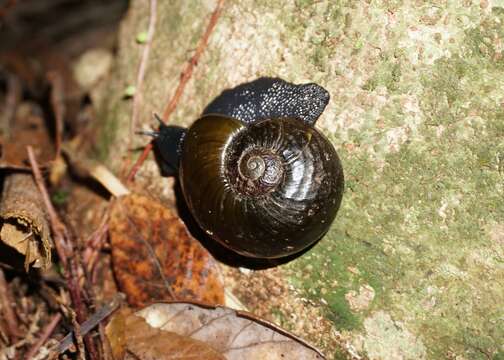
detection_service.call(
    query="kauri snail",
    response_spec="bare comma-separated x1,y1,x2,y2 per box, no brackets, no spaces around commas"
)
153,78,344,259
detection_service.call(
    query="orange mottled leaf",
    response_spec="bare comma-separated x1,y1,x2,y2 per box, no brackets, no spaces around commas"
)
109,194,224,307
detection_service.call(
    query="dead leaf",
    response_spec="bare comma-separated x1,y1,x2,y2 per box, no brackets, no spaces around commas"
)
106,303,325,360
106,308,225,360
0,173,52,270
61,143,129,197
109,194,224,307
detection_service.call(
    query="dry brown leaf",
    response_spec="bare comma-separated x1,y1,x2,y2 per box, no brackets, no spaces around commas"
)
61,143,129,197
106,308,225,360
109,194,224,307
0,173,52,270
106,303,325,360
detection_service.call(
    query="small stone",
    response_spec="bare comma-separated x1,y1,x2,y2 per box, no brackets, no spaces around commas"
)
73,48,113,90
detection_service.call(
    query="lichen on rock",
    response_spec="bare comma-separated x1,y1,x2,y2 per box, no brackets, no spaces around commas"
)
100,1,504,358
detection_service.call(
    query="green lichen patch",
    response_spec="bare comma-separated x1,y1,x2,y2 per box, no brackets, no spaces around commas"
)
288,154,405,332
287,2,504,358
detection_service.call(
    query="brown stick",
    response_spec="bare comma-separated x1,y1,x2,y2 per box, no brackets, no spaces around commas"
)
88,234,108,282
56,294,125,354
70,309,86,360
126,142,153,182
24,313,62,359
27,146,97,357
83,212,110,276
162,0,226,121
26,146,69,269
126,0,226,182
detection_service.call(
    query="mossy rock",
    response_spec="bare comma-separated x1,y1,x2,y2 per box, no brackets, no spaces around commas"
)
99,1,504,359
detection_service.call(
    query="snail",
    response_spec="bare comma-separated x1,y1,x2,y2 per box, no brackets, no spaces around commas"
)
151,77,344,259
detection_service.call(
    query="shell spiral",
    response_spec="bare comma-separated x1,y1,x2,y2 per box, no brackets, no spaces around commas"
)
179,115,344,258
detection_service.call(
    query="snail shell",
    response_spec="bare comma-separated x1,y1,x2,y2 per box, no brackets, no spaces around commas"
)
179,117,343,258
155,78,344,259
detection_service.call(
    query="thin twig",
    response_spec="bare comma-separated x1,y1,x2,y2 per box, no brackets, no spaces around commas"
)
56,294,125,354
27,146,69,269
0,269,21,339
27,146,97,357
126,0,226,182
66,246,99,360
83,212,110,276
130,0,158,143
126,142,153,182
70,310,86,360
162,0,226,121
0,320,8,346
24,313,62,359
81,211,110,286
98,322,112,360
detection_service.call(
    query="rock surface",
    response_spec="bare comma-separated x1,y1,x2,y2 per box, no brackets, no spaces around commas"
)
98,1,504,359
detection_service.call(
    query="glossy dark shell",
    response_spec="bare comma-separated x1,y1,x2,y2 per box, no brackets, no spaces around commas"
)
179,115,344,258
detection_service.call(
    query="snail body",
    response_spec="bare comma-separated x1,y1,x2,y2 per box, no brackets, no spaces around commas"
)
154,78,344,259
